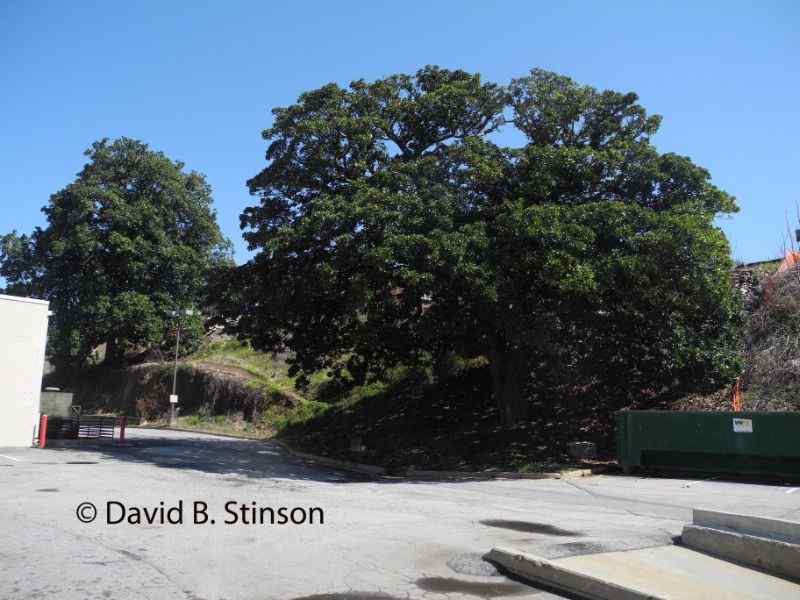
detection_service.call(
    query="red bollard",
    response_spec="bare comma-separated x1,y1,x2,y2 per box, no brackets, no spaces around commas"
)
38,414,48,448
118,415,127,443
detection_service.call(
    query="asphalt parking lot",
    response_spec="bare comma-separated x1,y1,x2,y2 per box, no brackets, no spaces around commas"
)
1,428,798,600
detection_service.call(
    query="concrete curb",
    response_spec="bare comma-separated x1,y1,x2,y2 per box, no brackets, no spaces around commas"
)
142,425,262,441
485,547,667,600
693,508,800,544
399,467,593,480
140,427,594,481
263,443,592,481
682,524,800,581
269,438,388,477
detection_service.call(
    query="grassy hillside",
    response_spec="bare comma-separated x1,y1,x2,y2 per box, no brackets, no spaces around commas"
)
277,364,615,472
171,341,615,471
190,340,303,397
179,339,334,434
50,339,613,470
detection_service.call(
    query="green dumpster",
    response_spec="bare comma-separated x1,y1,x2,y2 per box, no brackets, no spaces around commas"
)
616,411,800,478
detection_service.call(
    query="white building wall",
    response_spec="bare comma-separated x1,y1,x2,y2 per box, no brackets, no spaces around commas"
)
0,294,50,447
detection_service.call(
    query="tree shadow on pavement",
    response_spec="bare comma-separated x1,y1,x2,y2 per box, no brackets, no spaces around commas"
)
43,432,375,484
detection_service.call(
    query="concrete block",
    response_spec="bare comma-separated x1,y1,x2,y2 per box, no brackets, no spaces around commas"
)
39,391,74,418
693,508,800,545
567,441,597,460
349,436,366,453
485,546,667,600
681,524,800,581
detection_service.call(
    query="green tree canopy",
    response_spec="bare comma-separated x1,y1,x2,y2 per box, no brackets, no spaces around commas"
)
239,66,742,424
1,137,232,367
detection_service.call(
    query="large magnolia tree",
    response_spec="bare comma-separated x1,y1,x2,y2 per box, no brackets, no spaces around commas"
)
1,138,231,367
238,67,742,424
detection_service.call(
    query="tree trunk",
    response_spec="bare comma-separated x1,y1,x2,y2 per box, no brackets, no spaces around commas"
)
105,337,122,366
489,340,528,426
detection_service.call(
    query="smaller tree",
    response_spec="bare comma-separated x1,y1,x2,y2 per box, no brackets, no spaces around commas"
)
1,138,231,368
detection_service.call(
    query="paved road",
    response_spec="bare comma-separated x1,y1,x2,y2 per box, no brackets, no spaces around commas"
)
1,428,798,600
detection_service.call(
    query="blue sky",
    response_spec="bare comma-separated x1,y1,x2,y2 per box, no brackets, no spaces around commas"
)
1,1,798,264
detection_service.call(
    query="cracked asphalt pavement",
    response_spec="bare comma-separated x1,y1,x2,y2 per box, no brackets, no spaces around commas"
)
1,428,798,600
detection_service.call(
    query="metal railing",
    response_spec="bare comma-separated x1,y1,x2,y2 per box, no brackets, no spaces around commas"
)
44,415,117,440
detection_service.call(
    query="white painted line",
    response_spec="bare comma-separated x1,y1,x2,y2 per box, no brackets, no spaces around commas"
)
786,488,798,494
0,454,21,462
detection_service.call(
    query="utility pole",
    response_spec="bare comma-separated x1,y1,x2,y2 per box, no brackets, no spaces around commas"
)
169,309,195,427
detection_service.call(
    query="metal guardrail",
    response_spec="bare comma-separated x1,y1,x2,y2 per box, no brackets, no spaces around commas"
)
44,415,117,440
76,416,116,439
